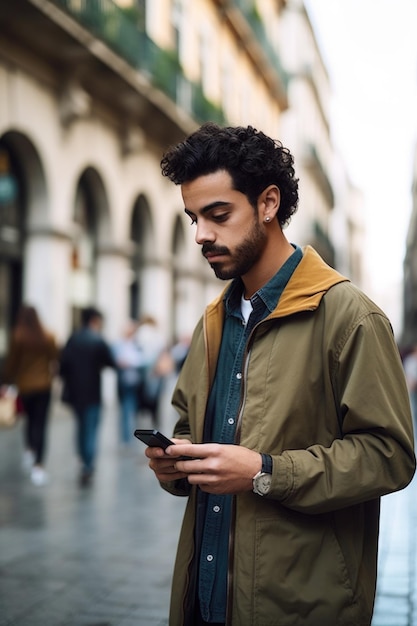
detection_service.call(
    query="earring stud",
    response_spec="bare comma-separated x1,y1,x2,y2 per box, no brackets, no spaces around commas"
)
265,216,271,222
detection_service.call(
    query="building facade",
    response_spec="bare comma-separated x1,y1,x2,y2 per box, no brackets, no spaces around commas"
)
278,0,364,283
0,0,358,357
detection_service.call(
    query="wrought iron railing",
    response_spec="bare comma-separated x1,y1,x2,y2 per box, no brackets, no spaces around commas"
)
52,0,226,124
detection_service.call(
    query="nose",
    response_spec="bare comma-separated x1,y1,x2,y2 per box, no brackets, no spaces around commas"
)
195,219,215,245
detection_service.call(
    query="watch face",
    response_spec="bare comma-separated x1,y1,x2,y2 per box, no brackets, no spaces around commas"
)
254,472,272,495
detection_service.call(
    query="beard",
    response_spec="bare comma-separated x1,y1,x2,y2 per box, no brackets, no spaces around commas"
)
202,218,267,280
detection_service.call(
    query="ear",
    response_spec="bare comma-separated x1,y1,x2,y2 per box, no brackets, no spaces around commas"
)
258,185,280,223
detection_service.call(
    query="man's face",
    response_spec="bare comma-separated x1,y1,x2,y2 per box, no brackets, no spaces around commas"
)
91,316,103,332
182,170,266,280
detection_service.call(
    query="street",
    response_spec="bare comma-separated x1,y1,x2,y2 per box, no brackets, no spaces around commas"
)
0,378,416,626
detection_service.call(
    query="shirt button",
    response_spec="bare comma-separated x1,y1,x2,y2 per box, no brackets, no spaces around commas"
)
207,554,214,562
236,372,242,379
213,505,220,513
228,418,234,425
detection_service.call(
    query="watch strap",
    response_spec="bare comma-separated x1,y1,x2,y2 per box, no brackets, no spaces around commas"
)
261,453,272,474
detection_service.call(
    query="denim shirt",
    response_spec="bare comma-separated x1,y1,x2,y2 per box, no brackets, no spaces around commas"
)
198,245,302,622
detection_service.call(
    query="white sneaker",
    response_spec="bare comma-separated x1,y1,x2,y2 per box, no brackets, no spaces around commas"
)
22,450,35,472
30,466,49,486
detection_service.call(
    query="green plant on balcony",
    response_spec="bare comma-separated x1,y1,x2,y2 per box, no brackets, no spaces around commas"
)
192,84,226,125
150,48,181,101
53,0,227,125
119,5,143,27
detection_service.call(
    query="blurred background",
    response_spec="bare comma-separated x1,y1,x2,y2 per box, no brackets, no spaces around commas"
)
0,0,416,353
1,3,417,624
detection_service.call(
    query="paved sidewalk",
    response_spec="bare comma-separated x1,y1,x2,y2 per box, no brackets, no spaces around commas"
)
372,470,417,626
0,386,416,625
0,387,185,626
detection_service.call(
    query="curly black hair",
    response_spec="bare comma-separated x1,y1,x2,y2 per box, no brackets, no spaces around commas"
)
161,122,299,227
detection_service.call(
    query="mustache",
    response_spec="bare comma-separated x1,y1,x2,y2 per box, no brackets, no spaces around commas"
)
202,244,230,257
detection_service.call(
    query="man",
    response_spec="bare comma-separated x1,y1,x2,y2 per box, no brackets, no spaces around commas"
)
60,306,116,486
146,123,415,626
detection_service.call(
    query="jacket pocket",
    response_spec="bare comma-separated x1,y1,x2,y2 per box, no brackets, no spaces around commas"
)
253,511,356,625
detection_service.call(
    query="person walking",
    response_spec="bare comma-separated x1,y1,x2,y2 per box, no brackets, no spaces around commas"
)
145,123,416,626
2,304,59,486
113,319,143,448
136,315,166,426
403,343,417,430
60,306,116,487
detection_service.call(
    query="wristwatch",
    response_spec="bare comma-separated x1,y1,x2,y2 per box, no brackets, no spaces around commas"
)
252,453,273,496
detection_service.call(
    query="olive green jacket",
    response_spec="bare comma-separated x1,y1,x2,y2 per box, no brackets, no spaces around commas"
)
163,246,415,626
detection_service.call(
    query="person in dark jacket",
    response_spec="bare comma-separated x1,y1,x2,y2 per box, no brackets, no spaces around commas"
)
60,306,115,486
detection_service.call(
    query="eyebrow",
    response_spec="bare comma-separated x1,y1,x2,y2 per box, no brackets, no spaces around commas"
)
184,200,230,216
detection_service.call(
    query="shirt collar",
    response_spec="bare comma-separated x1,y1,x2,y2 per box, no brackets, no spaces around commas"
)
224,244,303,316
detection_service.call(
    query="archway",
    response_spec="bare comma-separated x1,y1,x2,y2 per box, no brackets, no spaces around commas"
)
171,214,187,340
0,130,47,355
70,167,111,329
129,193,154,319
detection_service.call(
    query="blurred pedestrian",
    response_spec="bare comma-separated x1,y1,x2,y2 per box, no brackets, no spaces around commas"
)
403,344,417,430
169,335,191,374
113,319,143,448
60,306,116,487
2,304,59,486
136,315,166,426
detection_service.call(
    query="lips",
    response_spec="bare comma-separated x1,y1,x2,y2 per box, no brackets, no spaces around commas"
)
205,252,226,261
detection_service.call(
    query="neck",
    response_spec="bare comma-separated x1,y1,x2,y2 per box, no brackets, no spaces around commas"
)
242,233,294,299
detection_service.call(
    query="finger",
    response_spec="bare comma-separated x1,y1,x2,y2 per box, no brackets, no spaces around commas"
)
145,446,167,459
156,471,187,482
174,458,204,474
170,437,192,445
149,458,177,474
171,443,221,459
152,461,188,480
166,446,197,459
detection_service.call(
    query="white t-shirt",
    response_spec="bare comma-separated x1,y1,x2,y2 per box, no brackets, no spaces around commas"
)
241,295,253,324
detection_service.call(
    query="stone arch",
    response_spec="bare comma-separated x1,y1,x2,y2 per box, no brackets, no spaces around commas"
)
70,166,112,327
0,129,48,227
0,130,47,351
129,193,156,319
170,211,210,339
171,214,187,339
74,166,112,245
172,213,187,263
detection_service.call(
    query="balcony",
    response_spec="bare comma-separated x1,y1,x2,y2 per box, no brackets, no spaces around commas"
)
312,220,335,268
305,143,334,208
218,0,289,108
233,0,289,88
53,0,225,125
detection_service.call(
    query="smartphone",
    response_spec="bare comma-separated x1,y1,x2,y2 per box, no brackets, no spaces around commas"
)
134,429,175,449
134,429,193,460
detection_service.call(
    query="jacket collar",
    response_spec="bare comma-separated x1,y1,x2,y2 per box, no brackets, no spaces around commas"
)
203,246,349,382
271,245,349,318
206,246,348,319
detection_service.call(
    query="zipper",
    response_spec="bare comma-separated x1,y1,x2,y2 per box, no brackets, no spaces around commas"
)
221,313,280,623
225,319,263,623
